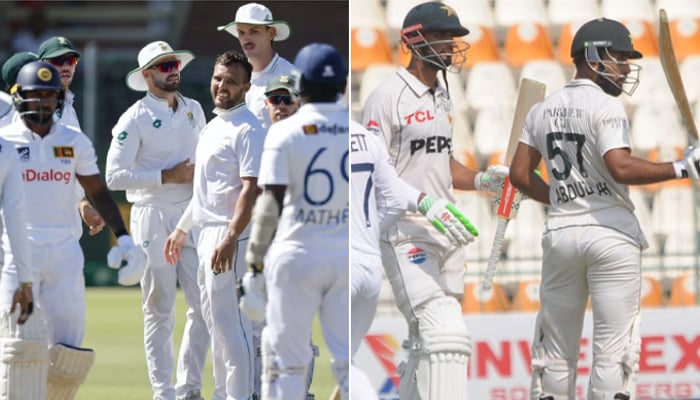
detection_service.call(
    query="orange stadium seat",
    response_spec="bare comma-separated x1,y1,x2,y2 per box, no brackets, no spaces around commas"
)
511,280,541,312
668,18,700,61
640,276,665,307
351,27,394,72
462,281,510,313
396,42,411,68
624,19,658,57
504,22,555,67
668,276,698,306
465,25,500,67
556,22,579,65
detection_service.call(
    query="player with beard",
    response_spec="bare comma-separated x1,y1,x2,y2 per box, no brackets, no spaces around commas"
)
165,51,264,400
106,41,209,400
509,18,700,400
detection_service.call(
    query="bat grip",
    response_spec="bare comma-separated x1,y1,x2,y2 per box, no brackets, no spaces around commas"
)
482,218,508,294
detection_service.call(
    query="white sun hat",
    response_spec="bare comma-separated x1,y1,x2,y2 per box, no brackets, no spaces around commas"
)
126,41,195,91
217,3,291,42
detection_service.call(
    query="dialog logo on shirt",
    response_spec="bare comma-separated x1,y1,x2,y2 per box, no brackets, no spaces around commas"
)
23,169,71,184
16,147,30,162
53,146,74,158
407,247,426,265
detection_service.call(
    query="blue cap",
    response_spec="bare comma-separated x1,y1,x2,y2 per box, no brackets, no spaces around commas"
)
293,43,346,85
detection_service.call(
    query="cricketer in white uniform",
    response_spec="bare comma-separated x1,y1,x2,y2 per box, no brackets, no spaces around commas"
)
509,18,700,400
349,119,478,400
0,60,146,400
217,2,294,129
243,42,348,400
168,50,264,400
106,41,208,400
360,3,508,398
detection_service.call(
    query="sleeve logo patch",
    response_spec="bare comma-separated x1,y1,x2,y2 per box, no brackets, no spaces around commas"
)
117,131,128,141
16,147,30,162
303,124,318,135
53,146,74,158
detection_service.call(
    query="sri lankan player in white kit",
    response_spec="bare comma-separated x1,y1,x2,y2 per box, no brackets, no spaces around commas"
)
243,43,349,400
106,41,208,400
361,3,507,398
509,18,700,400
0,61,146,400
349,120,478,400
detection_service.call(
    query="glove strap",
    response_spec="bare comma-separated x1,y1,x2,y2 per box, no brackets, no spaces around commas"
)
417,196,434,215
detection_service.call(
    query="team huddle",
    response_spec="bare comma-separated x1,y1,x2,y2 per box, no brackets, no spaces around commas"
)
0,2,347,400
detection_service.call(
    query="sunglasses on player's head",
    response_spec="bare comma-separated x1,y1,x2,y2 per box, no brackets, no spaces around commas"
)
47,54,78,67
149,60,181,73
267,94,294,106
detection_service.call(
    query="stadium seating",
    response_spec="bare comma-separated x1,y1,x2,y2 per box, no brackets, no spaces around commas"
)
680,55,700,105
444,0,495,28
351,27,394,72
357,63,398,109
656,0,700,21
624,19,659,57
384,0,424,42
601,0,655,23
463,25,501,67
640,276,665,307
547,0,600,26
511,280,541,312
519,59,568,95
556,22,580,65
350,0,386,30
494,0,548,27
465,61,516,113
667,18,700,61
668,275,698,306
462,281,510,313
504,22,555,67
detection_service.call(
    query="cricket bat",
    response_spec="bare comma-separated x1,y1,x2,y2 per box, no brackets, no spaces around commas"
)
659,8,699,147
481,78,546,294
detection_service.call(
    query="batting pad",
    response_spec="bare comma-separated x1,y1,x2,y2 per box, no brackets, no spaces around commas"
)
399,297,471,400
47,343,95,400
0,308,49,400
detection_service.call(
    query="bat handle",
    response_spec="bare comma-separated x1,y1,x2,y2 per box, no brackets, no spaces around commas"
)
482,218,508,294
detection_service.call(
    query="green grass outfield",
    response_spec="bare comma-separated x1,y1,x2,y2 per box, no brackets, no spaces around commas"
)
78,287,334,399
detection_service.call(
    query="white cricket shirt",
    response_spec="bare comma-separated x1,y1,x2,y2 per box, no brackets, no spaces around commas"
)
0,120,100,245
0,137,33,283
521,79,647,247
362,67,456,245
246,53,295,130
350,120,419,258
106,92,205,207
259,102,349,251
191,103,265,226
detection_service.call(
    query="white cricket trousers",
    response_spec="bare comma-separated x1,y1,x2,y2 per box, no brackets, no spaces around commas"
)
535,226,641,397
131,203,209,400
262,244,348,400
1,235,85,346
197,224,255,400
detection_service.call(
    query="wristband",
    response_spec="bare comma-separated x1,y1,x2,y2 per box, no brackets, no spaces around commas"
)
672,160,687,179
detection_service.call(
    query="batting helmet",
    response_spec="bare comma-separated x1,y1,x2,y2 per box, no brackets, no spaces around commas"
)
400,2,470,72
570,18,642,59
293,43,346,97
11,61,65,125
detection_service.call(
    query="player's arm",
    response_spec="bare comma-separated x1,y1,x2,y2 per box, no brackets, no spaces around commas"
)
2,150,34,323
510,142,550,204
604,148,678,184
450,156,479,191
164,200,193,265
78,174,130,237
210,176,261,273
245,185,285,272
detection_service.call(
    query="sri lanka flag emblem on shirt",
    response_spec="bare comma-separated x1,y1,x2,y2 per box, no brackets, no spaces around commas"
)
303,124,318,135
53,146,74,158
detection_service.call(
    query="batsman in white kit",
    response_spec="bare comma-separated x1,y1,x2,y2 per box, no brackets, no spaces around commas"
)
349,120,479,400
0,61,146,399
361,2,508,398
509,18,700,400
106,41,209,400
242,43,349,400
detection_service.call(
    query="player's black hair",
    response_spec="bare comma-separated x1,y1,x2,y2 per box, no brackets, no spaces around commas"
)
215,51,253,82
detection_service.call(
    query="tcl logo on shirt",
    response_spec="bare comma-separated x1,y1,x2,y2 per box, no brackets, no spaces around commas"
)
23,169,72,184
410,136,451,155
403,110,434,125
